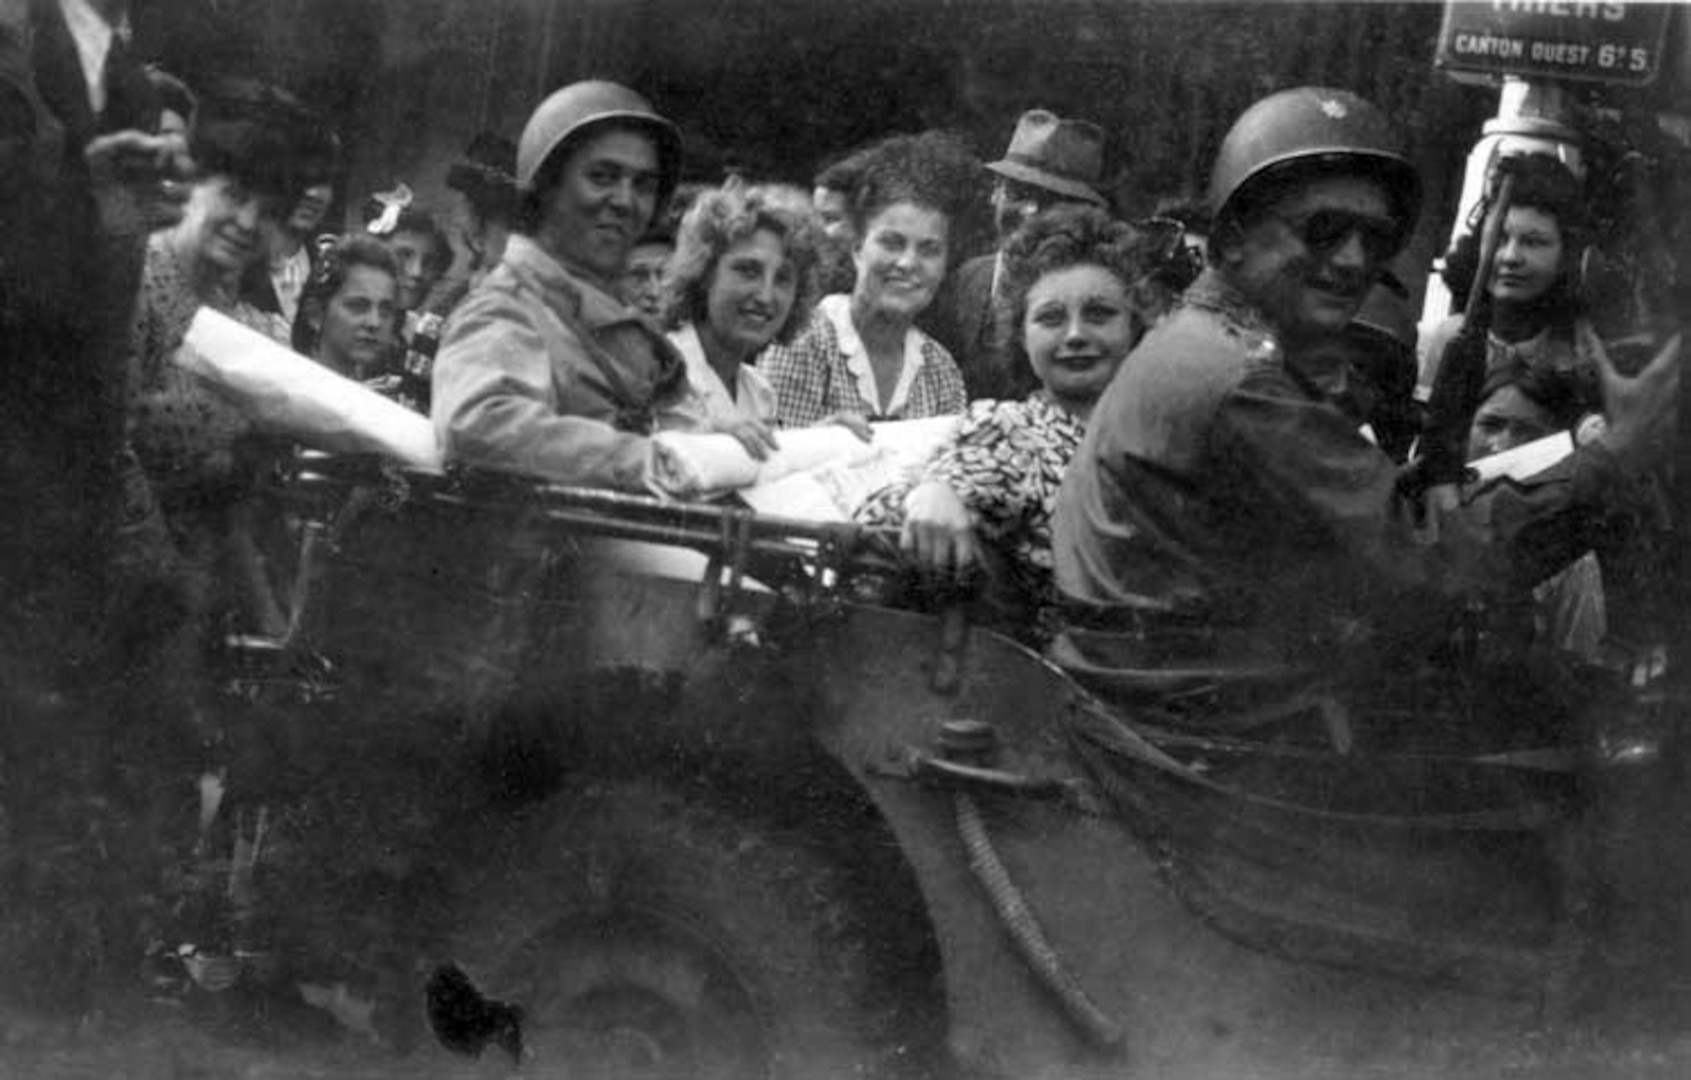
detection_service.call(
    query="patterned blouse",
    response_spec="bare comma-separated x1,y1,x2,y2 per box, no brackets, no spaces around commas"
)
128,238,287,505
763,294,966,427
856,392,1085,600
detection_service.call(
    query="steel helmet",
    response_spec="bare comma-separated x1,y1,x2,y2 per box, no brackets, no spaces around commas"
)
1207,86,1421,255
517,80,682,204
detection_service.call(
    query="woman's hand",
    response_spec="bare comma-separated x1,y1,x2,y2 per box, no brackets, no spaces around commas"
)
822,412,873,442
901,481,977,578
86,130,192,237
717,417,781,461
1596,332,1681,472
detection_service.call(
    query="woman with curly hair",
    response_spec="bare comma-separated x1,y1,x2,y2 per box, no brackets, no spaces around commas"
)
764,131,978,430
1417,153,1605,476
291,233,402,387
654,182,820,457
857,204,1176,619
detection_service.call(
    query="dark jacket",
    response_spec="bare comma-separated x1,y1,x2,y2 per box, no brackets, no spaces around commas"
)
1,1,160,674
1053,269,1629,695
924,252,1038,403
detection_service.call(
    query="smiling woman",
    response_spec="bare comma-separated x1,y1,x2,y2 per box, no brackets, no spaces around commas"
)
153,91,306,344
122,79,318,747
763,130,977,429
655,182,821,459
855,204,1176,629
130,81,313,496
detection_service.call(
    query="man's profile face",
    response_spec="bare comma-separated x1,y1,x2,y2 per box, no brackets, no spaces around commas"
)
812,186,853,245
1223,174,1396,344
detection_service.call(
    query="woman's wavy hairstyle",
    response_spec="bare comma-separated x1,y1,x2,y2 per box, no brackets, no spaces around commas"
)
847,130,981,238
1442,153,1589,314
995,204,1177,371
291,232,400,355
661,182,823,347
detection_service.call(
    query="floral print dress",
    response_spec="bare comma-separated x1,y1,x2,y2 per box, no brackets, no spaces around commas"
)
856,391,1085,607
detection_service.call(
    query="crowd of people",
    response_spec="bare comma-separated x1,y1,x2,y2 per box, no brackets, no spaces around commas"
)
5,0,1686,745
0,0,1685,1039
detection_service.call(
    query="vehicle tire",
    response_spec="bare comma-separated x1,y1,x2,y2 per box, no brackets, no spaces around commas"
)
450,778,935,1080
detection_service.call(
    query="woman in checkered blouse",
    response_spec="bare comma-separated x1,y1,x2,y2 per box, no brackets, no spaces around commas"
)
763,131,977,430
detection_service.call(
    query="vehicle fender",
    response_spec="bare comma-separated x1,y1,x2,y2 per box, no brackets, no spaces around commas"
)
801,601,1545,1080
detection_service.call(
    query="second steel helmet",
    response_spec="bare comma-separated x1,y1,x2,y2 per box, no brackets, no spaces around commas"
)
517,80,682,205
1207,86,1421,255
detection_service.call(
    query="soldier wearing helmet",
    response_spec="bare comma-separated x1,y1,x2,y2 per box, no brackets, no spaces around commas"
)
431,80,694,490
1052,87,1678,738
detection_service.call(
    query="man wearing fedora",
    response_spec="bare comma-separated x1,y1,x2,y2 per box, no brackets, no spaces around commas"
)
929,108,1110,401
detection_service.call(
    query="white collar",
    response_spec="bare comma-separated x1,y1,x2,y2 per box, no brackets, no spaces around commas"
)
59,0,130,115
666,322,776,424
271,243,310,276
668,321,708,369
819,294,927,418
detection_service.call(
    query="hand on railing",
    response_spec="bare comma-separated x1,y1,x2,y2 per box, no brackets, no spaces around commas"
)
900,481,980,584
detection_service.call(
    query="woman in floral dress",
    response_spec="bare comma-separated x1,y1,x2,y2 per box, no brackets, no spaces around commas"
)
856,205,1182,626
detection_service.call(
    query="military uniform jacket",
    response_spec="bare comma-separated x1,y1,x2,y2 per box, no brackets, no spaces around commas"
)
432,235,687,492
1052,268,1629,679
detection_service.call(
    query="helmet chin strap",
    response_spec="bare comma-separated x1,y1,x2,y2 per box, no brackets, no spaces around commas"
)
1374,267,1408,297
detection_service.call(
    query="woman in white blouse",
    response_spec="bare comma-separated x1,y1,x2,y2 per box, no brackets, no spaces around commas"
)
657,182,823,457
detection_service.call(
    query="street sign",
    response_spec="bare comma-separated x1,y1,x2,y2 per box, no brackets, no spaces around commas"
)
1437,1,1676,87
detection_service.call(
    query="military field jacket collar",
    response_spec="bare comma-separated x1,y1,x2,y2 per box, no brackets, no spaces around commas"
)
1179,267,1278,343
502,235,635,329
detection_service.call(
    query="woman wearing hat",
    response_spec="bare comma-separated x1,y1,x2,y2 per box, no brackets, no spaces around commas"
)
763,130,976,429
432,80,695,491
122,81,315,735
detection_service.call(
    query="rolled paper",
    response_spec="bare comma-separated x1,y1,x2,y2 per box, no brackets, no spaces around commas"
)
1466,431,1575,485
647,424,873,499
179,307,443,470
